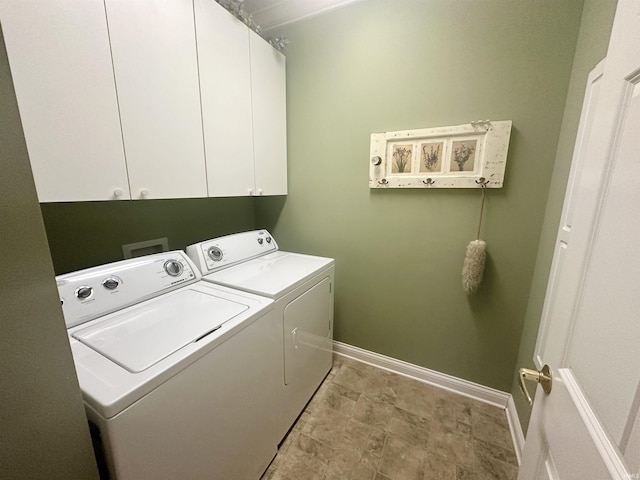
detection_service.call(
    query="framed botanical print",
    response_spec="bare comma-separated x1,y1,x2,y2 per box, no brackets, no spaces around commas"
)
369,120,512,188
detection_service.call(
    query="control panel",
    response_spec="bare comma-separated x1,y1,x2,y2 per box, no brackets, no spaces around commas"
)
57,251,200,328
186,230,278,275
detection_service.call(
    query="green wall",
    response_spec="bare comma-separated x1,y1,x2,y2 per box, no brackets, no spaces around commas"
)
510,0,617,432
1,25,98,480
42,197,255,274
36,0,614,406
256,0,584,392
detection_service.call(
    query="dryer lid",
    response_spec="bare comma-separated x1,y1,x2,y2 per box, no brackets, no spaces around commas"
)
204,252,334,298
72,289,248,372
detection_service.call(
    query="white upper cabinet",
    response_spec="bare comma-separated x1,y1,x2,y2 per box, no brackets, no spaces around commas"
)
195,0,255,197
0,0,130,202
250,31,288,196
105,0,207,200
196,1,287,197
1,0,285,202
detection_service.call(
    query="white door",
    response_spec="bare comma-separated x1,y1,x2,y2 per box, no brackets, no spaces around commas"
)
519,1,640,478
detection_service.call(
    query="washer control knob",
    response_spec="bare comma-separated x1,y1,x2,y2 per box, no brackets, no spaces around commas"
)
60,297,64,306
208,246,223,262
75,286,93,300
164,259,183,277
102,277,120,290
257,238,264,245
266,237,272,244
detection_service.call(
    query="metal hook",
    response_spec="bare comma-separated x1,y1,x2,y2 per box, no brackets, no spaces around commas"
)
475,177,489,188
422,178,435,186
377,178,388,185
470,119,491,131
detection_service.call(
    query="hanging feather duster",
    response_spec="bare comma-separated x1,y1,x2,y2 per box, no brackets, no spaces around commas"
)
462,239,487,294
462,179,488,294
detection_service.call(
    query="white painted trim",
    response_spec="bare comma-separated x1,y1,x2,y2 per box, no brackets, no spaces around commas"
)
506,395,526,465
333,341,526,464
562,369,631,478
249,0,365,31
333,340,508,408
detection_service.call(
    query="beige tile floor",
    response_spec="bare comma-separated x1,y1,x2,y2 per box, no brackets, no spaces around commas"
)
261,355,518,480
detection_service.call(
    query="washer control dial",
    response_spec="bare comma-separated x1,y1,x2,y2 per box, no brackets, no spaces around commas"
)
208,246,223,262
164,259,184,277
75,286,93,300
102,277,120,290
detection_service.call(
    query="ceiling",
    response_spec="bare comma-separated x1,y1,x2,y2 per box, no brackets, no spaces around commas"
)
242,0,361,31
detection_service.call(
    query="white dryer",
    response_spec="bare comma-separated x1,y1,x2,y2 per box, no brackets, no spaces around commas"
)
186,230,334,442
57,251,279,479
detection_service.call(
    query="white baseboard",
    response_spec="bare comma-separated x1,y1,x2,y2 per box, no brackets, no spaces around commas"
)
505,395,526,465
332,340,525,464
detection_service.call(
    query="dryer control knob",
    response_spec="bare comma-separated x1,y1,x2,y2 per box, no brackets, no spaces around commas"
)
102,277,120,290
208,246,223,262
164,260,184,277
75,286,93,300
266,237,272,244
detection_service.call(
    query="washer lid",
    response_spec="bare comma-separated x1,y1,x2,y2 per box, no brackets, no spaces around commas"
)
204,252,334,298
72,289,248,372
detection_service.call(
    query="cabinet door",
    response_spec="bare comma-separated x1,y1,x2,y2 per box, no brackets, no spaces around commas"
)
250,32,288,196
0,0,130,202
105,0,207,200
195,0,255,197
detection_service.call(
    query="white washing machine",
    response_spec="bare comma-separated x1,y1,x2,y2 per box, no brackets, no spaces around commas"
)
57,251,280,480
186,230,334,442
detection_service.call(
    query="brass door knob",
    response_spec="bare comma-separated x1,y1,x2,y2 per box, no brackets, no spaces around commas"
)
518,364,552,405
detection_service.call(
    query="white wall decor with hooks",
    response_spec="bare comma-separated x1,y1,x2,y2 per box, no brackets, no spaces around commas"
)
369,120,512,189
